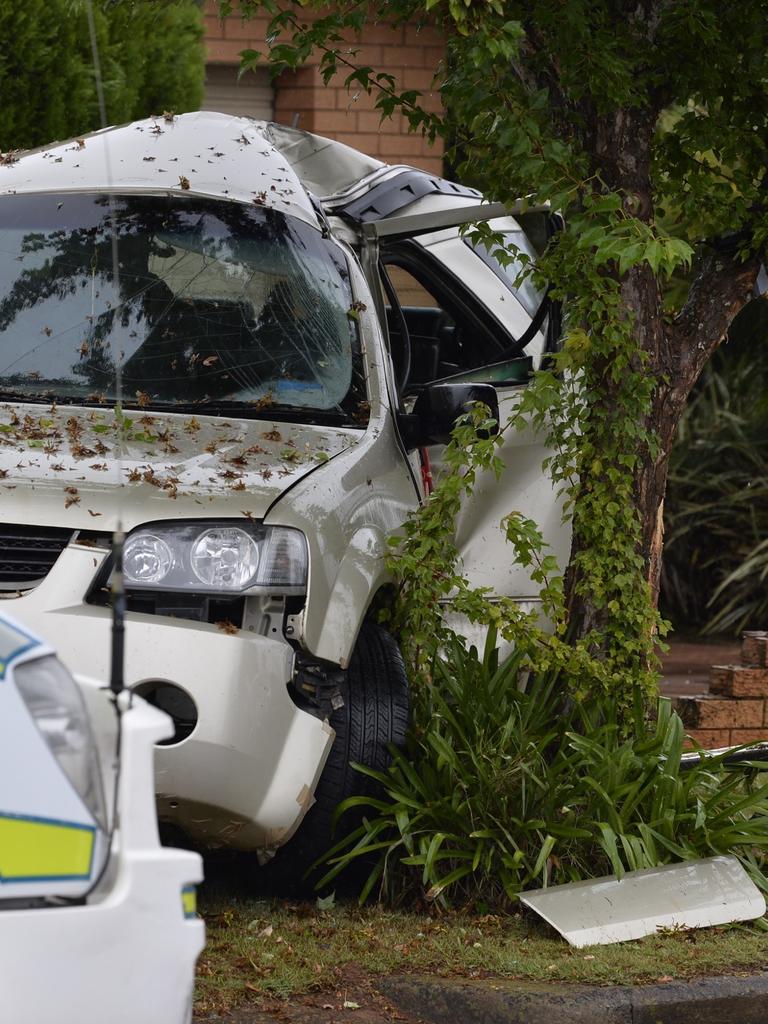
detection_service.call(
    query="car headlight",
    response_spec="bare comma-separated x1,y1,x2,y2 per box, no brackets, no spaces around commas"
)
122,521,308,594
14,655,108,832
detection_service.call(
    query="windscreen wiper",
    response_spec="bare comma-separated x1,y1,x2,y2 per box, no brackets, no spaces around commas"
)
121,399,359,427
0,389,56,403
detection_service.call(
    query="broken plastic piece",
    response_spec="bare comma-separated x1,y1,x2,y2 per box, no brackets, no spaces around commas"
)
519,855,766,947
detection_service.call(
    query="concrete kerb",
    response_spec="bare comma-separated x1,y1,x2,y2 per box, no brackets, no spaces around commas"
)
197,973,768,1024
377,972,768,1024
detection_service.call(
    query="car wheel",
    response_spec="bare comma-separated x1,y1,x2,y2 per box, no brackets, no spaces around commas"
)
269,621,409,890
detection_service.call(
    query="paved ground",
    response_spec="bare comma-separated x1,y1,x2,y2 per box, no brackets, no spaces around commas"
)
659,640,740,697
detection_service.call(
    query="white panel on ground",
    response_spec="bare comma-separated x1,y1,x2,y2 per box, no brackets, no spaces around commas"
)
519,856,766,947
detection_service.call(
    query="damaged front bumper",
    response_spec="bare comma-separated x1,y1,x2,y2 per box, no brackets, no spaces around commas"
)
2,537,335,852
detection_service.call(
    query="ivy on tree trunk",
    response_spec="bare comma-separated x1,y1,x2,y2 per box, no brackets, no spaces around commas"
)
227,0,768,720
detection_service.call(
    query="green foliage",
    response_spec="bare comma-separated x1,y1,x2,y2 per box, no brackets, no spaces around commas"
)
384,403,612,705
227,0,768,721
0,0,204,151
662,303,768,634
316,632,768,906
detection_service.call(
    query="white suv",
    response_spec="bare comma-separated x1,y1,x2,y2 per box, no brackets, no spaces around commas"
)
0,112,567,871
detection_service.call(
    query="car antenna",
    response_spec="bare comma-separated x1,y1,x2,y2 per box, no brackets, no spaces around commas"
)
85,0,125,696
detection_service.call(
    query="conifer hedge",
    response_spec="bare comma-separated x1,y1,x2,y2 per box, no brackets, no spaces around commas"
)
0,0,204,151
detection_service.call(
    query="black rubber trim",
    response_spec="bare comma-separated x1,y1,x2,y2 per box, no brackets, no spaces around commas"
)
339,169,481,224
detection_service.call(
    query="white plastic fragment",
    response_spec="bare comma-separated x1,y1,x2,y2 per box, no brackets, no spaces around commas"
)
519,855,766,947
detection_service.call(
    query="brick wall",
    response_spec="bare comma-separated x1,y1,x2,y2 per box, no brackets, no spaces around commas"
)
204,2,445,175
677,631,768,749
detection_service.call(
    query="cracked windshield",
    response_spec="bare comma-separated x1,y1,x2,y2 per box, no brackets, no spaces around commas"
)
0,193,366,423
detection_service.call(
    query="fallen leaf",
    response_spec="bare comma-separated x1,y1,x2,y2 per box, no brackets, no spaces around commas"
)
343,1001,360,1010
216,620,239,636
179,175,191,190
316,892,336,911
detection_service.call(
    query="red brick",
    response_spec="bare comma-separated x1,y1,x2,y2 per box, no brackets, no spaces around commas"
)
279,66,324,88
730,728,768,745
336,88,378,111
742,631,768,667
403,67,439,90
334,44,384,67
357,111,403,134
206,38,249,64
424,45,446,68
683,729,731,750
417,156,444,175
361,22,405,46
273,86,337,113
378,133,430,157
330,132,386,152
403,23,444,47
376,45,427,68
308,109,357,133
676,696,764,730
204,14,226,40
223,18,271,43
710,665,768,697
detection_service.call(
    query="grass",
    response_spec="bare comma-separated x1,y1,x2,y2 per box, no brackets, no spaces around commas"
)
195,890,768,1017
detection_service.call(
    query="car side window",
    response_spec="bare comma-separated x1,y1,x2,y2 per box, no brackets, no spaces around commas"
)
381,255,506,389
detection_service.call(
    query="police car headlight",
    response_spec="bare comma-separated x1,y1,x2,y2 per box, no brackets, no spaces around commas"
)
15,655,108,832
122,521,308,594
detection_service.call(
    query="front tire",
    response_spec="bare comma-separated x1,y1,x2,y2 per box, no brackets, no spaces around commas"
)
271,622,409,888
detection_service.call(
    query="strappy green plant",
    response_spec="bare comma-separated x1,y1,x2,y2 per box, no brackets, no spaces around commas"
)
316,632,768,907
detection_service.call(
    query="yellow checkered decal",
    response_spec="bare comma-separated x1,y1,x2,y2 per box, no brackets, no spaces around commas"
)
181,885,197,918
0,812,94,882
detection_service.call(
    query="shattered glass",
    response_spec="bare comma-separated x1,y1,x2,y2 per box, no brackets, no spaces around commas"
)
0,193,367,424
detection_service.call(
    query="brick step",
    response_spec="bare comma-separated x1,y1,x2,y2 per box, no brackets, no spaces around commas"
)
741,631,768,667
675,695,768,731
709,665,768,697
683,727,768,749
672,631,768,748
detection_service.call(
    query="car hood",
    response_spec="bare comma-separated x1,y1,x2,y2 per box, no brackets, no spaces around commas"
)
0,403,359,532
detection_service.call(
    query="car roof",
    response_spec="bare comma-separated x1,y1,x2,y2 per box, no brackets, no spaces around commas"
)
264,123,481,220
0,110,320,229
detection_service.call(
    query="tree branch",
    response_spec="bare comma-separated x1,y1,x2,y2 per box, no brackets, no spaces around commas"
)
670,246,761,388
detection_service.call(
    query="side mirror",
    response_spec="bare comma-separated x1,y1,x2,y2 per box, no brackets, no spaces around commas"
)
398,382,499,449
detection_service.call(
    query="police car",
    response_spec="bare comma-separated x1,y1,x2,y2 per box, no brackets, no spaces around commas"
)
0,610,204,1024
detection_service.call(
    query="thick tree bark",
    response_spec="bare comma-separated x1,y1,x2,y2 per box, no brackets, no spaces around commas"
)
563,108,762,644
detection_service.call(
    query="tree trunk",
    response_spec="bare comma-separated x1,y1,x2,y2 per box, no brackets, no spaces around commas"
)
563,110,761,648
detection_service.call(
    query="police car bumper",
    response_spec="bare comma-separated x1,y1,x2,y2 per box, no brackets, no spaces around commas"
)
0,683,204,1024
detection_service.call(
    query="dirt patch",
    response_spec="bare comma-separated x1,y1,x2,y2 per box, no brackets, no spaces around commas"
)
196,964,419,1024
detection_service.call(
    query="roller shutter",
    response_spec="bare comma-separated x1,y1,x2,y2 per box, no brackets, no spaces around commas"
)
202,64,274,120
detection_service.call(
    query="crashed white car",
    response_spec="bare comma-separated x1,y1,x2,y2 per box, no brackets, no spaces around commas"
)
0,610,203,1024
0,112,567,868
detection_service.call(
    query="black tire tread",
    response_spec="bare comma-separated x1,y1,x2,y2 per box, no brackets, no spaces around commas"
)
270,622,409,888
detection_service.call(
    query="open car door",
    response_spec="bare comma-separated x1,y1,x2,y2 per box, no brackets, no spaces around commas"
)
267,125,570,626
371,205,569,631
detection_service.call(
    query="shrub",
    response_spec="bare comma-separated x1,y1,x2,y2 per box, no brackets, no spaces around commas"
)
0,0,204,152
318,632,768,907
662,300,768,634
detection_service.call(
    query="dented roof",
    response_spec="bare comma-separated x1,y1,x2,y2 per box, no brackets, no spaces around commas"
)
0,111,320,228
